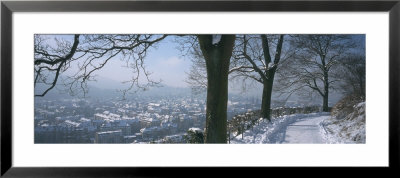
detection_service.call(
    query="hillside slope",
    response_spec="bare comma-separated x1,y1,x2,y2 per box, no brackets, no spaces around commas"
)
320,99,366,144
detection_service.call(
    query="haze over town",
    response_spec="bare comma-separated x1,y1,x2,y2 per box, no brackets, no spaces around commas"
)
34,34,365,144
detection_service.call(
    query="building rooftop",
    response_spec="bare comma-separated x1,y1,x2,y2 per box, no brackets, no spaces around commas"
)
188,127,203,133
96,130,122,135
64,120,80,127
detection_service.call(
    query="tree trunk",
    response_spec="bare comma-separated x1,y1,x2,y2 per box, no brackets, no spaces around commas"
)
198,35,235,143
261,78,274,120
323,71,329,112
322,94,329,112
261,81,269,120
260,35,283,121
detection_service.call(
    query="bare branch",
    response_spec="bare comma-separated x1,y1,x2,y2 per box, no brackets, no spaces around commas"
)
34,34,167,97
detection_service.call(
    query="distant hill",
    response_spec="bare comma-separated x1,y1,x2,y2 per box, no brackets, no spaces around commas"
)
34,77,193,100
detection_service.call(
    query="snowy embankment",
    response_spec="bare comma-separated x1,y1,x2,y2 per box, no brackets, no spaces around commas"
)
320,102,366,143
230,112,330,144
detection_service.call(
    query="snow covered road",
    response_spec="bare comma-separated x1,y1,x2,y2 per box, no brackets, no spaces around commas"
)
230,112,331,144
281,115,330,144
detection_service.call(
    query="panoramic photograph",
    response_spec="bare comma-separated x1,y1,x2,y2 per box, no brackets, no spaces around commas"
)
34,34,365,144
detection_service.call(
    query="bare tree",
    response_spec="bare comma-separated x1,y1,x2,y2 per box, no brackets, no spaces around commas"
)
231,34,287,120
178,35,208,94
36,34,236,143
185,34,291,121
34,34,167,97
276,35,356,111
34,34,80,96
197,35,236,143
336,53,366,97
180,35,248,95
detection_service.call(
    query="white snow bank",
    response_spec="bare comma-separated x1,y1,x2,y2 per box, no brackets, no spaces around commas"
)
230,112,330,144
320,102,366,144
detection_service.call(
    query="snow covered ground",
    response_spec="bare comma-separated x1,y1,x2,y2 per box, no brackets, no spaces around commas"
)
229,101,366,144
282,115,330,143
320,102,366,144
230,112,331,144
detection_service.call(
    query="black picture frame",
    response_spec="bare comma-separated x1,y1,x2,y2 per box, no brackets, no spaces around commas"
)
1,0,399,177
